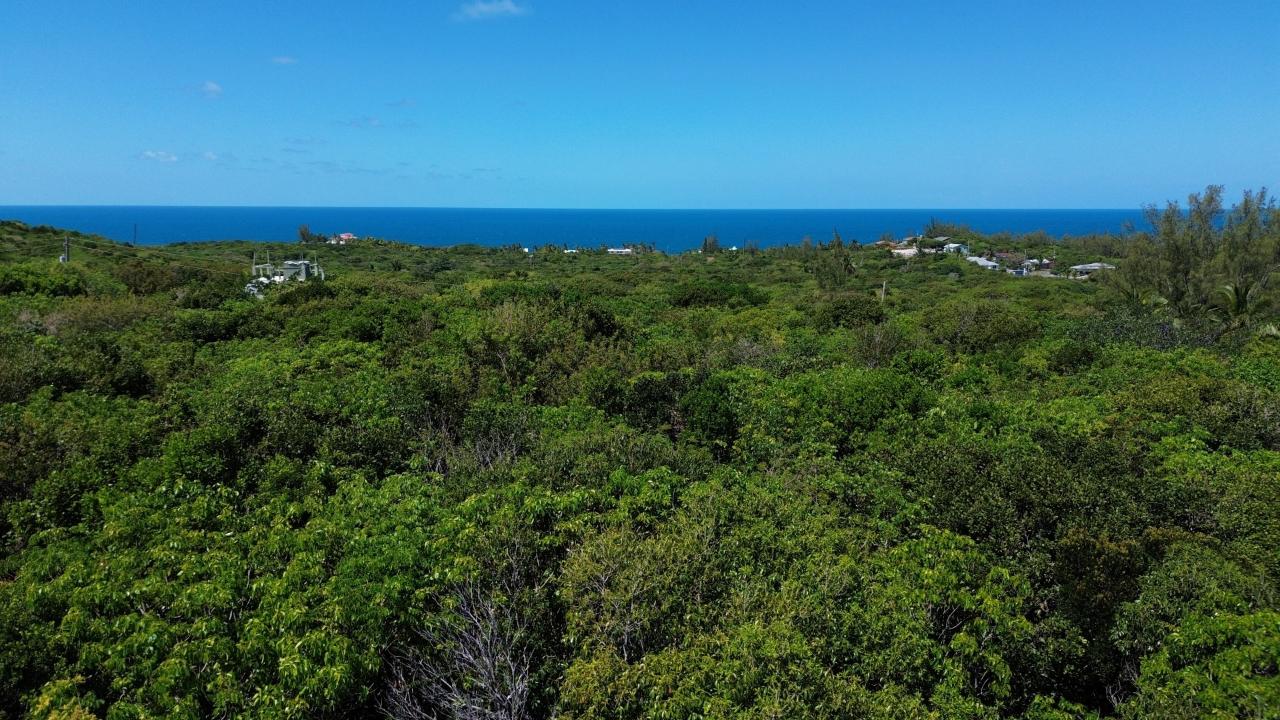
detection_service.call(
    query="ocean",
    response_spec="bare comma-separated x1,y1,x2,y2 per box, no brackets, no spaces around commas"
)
0,206,1149,252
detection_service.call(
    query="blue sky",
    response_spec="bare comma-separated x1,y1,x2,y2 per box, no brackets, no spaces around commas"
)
1,0,1277,208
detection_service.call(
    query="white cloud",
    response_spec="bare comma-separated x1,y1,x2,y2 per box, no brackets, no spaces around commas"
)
201,151,219,161
271,56,298,65
453,0,529,21
202,81,223,98
140,150,178,163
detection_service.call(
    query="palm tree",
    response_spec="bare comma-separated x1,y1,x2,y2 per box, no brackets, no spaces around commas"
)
1213,280,1270,335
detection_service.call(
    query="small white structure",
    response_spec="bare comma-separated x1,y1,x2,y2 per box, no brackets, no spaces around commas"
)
965,256,1000,270
607,247,634,255
942,242,969,254
891,247,919,258
328,232,357,245
243,276,272,298
1068,262,1115,277
247,252,326,297
564,248,578,254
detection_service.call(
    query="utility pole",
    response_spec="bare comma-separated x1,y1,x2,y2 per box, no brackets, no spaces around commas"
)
60,235,70,263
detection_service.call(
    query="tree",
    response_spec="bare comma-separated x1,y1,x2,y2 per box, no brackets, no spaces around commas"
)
1213,280,1270,336
383,582,533,720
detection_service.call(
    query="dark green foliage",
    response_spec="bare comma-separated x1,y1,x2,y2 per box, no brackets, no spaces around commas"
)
668,278,768,307
0,200,1277,719
814,290,886,328
0,262,87,296
923,296,1038,354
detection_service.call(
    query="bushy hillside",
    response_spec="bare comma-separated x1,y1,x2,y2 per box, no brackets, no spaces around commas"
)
1,189,1278,719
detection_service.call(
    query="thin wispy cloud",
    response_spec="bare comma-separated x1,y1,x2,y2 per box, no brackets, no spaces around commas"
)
339,116,383,129
201,151,219,161
271,56,298,65
140,150,178,163
453,0,530,22
201,81,223,98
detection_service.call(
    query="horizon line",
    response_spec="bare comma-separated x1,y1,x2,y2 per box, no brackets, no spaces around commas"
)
1,204,1144,212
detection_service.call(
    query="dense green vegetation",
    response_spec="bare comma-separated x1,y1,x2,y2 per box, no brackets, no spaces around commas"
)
1,187,1278,719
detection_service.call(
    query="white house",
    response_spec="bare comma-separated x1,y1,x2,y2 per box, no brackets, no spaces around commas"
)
942,242,969,254
1068,262,1116,277
607,247,634,255
965,256,999,270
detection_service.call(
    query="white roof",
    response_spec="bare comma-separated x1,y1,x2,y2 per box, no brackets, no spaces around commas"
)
1069,262,1116,271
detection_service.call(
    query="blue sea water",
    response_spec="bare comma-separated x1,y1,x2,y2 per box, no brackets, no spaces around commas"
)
0,206,1149,252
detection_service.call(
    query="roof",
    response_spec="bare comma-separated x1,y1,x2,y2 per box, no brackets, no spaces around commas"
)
1069,262,1116,272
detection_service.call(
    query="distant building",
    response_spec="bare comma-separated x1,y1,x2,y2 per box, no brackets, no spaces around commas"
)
942,242,969,254
279,259,323,281
328,232,357,245
965,256,1000,270
1068,262,1116,277
891,247,919,258
246,253,326,297
607,247,634,255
